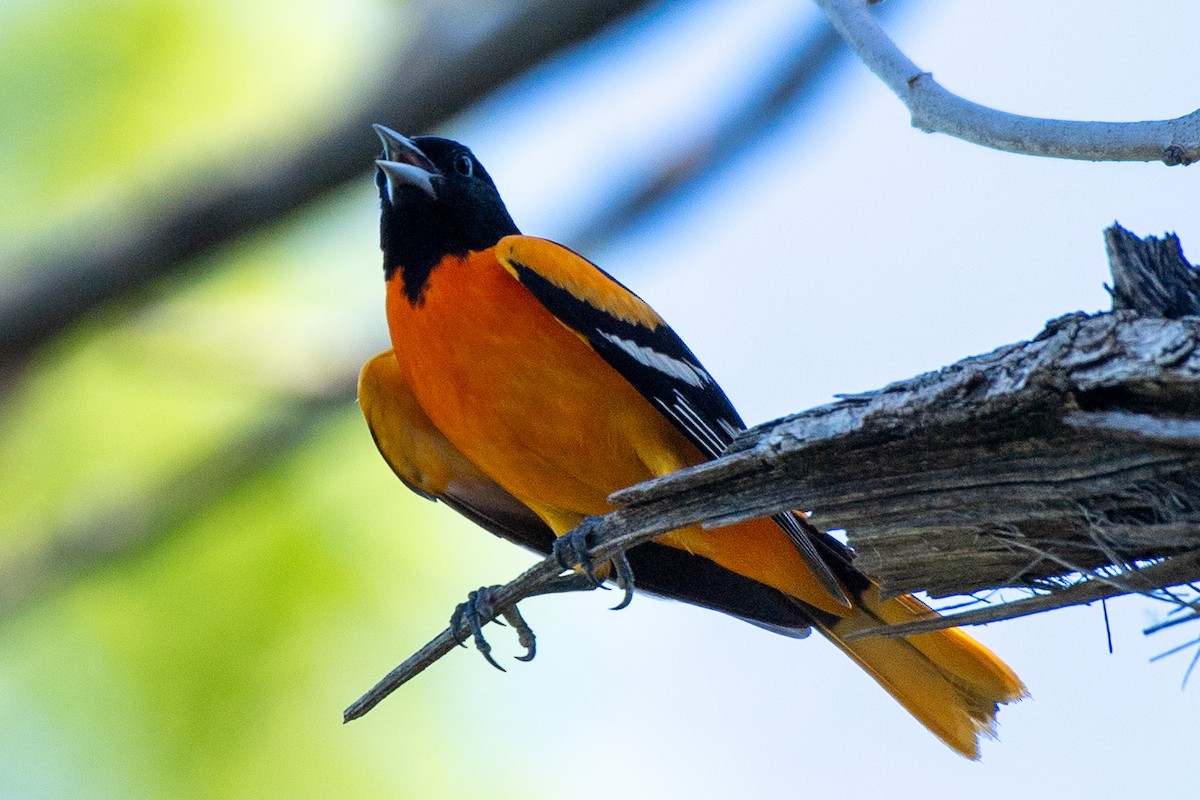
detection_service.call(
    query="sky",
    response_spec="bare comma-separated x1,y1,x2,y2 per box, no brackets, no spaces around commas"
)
370,1,1199,796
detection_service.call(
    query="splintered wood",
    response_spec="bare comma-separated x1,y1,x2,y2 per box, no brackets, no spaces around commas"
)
613,225,1200,618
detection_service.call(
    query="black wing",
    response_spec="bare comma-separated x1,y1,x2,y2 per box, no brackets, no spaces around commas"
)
360,348,817,632
496,236,850,606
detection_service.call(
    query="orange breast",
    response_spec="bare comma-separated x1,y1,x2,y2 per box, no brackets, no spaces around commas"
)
386,250,696,528
386,250,848,615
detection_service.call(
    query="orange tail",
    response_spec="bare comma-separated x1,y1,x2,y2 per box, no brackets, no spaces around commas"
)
819,588,1027,759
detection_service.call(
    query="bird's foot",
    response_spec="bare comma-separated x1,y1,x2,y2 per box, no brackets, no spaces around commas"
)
449,585,537,670
551,515,636,611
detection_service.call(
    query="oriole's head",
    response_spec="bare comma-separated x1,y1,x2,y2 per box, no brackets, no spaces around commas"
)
374,125,519,299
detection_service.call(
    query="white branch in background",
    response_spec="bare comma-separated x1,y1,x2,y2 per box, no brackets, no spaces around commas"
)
815,0,1200,166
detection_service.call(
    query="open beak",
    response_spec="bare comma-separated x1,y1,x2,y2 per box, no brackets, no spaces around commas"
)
373,124,439,200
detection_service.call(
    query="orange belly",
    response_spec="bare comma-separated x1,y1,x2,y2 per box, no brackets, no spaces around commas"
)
386,250,847,615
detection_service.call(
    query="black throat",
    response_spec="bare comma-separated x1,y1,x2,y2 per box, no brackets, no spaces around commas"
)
376,138,520,305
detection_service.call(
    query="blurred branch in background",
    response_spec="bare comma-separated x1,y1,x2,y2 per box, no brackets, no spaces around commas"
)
817,0,1200,165
0,369,354,616
0,5,863,616
572,4,866,252
1,0,658,372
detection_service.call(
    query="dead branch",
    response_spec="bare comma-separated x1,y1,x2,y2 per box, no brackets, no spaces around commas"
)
614,224,1200,619
345,488,735,721
613,306,1200,601
347,224,1200,715
843,552,1200,639
814,0,1200,165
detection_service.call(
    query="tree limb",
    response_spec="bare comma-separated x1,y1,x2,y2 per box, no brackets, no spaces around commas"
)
614,224,1200,616
344,488,734,721
613,307,1200,600
813,0,1200,165
347,225,1200,712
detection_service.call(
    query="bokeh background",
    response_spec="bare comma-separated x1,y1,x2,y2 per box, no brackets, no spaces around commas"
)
2,0,1197,797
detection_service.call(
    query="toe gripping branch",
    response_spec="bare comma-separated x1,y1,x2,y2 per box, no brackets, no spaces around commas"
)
344,514,640,723
552,515,636,611
453,516,638,673
449,586,537,671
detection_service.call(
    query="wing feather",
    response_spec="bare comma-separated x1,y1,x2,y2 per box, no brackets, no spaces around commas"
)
359,349,554,554
494,236,849,606
496,236,743,459
359,348,816,632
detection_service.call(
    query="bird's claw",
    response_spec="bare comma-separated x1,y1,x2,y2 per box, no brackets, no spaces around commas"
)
449,585,536,670
504,604,537,662
609,549,635,611
552,516,636,611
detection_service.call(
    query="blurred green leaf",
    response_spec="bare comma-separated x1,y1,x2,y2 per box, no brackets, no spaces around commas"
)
0,409,535,798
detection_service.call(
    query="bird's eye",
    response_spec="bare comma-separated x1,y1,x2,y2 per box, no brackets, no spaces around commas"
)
452,153,474,177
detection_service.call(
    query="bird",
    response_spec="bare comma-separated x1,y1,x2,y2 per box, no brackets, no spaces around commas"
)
359,124,1026,759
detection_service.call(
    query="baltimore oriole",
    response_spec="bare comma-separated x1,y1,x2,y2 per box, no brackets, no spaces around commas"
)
360,125,1026,759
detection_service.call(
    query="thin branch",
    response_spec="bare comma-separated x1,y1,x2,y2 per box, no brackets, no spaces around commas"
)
344,557,564,722
344,495,721,721
813,0,1200,165
1144,609,1200,636
843,552,1200,639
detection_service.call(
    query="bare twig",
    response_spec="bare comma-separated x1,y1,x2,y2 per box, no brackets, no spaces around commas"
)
344,497,724,721
843,552,1200,639
1144,609,1200,636
813,0,1200,165
344,557,564,721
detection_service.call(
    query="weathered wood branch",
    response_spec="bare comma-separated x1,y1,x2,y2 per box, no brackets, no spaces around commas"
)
615,225,1200,606
814,0,1200,165
615,308,1200,600
345,487,740,721
348,224,1200,716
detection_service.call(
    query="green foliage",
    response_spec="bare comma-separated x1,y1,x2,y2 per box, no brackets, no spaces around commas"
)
0,413,483,798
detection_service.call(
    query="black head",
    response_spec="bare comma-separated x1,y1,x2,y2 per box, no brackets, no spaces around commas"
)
374,126,520,303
